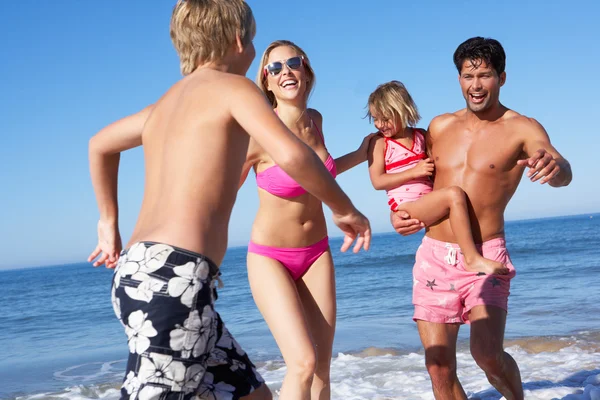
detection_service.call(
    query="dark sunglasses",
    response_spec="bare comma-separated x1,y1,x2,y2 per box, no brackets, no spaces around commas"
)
263,56,305,77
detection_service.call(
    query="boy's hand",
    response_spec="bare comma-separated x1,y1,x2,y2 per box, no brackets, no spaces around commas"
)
332,208,372,253
88,220,122,268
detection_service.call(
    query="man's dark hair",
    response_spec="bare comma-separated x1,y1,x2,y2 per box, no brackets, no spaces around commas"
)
453,37,506,76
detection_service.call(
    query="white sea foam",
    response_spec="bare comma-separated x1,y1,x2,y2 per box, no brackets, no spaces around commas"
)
13,342,600,400
262,343,600,400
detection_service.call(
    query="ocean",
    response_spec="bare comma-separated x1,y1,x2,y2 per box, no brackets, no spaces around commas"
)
1,213,599,400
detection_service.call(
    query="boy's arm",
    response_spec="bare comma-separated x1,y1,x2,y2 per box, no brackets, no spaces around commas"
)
87,104,154,267
238,139,260,190
230,78,370,252
89,104,153,222
518,118,572,187
367,136,422,191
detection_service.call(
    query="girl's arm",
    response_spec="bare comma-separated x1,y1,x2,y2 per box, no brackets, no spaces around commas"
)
367,136,424,191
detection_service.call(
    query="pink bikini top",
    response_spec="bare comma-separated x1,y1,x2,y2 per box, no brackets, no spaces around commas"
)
256,119,337,198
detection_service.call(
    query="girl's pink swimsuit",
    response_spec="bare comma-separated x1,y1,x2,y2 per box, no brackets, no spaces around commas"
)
250,119,336,280
383,129,433,211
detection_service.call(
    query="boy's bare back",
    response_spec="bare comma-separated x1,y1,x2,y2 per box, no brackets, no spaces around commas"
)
130,71,275,265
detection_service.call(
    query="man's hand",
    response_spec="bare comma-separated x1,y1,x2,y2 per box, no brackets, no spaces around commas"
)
390,210,424,236
88,220,122,268
517,149,562,185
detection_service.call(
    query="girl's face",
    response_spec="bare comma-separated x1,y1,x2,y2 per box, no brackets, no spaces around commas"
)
370,109,400,138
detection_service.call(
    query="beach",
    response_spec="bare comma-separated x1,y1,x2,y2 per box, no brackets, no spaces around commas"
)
1,213,599,399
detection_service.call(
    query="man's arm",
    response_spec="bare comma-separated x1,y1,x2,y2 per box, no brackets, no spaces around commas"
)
519,118,572,187
88,104,154,267
391,210,425,236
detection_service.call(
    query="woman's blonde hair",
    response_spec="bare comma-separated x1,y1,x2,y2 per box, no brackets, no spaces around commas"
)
170,0,256,76
255,40,316,108
367,81,421,130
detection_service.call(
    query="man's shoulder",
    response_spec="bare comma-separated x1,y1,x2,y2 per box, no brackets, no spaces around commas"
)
502,109,546,134
431,112,457,122
502,109,528,123
428,110,463,136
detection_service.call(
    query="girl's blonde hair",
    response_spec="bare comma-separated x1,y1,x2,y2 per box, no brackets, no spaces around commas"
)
367,81,421,130
255,40,316,108
170,0,256,76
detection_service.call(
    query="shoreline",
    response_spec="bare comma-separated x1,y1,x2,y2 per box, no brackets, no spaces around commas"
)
5,211,597,271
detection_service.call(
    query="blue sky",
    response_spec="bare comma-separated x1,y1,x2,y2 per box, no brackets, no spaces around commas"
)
0,0,598,269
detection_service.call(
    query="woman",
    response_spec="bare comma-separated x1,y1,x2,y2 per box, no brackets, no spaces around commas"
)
239,40,373,400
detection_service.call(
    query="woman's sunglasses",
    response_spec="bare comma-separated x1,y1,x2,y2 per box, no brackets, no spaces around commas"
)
263,56,305,77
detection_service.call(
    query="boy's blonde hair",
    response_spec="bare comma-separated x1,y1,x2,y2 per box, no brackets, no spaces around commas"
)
256,40,316,108
170,0,256,76
367,81,421,130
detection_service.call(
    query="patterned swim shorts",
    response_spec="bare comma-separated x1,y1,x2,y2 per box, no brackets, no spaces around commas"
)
111,242,264,399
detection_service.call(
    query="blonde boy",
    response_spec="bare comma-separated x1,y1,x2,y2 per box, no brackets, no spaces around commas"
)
88,1,371,399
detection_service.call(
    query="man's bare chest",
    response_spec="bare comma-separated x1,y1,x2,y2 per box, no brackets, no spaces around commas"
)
430,130,523,175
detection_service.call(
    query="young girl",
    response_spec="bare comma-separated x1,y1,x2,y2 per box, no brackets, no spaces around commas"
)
367,81,508,275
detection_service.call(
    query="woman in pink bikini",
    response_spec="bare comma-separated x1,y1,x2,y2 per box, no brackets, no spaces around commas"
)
239,40,372,399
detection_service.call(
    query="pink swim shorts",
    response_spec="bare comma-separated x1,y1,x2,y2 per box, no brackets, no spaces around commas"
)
412,236,516,324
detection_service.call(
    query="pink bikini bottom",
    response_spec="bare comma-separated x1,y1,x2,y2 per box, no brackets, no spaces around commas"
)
248,236,330,280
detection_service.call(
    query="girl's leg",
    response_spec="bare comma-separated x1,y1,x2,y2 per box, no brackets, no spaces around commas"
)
247,252,316,400
400,186,508,275
296,250,336,400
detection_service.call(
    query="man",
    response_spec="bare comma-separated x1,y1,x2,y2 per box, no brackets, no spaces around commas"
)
392,37,571,400
87,1,371,399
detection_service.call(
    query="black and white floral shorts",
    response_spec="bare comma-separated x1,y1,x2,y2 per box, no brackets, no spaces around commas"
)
111,242,264,400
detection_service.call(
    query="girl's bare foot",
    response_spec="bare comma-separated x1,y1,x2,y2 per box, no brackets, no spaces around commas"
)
465,255,509,275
